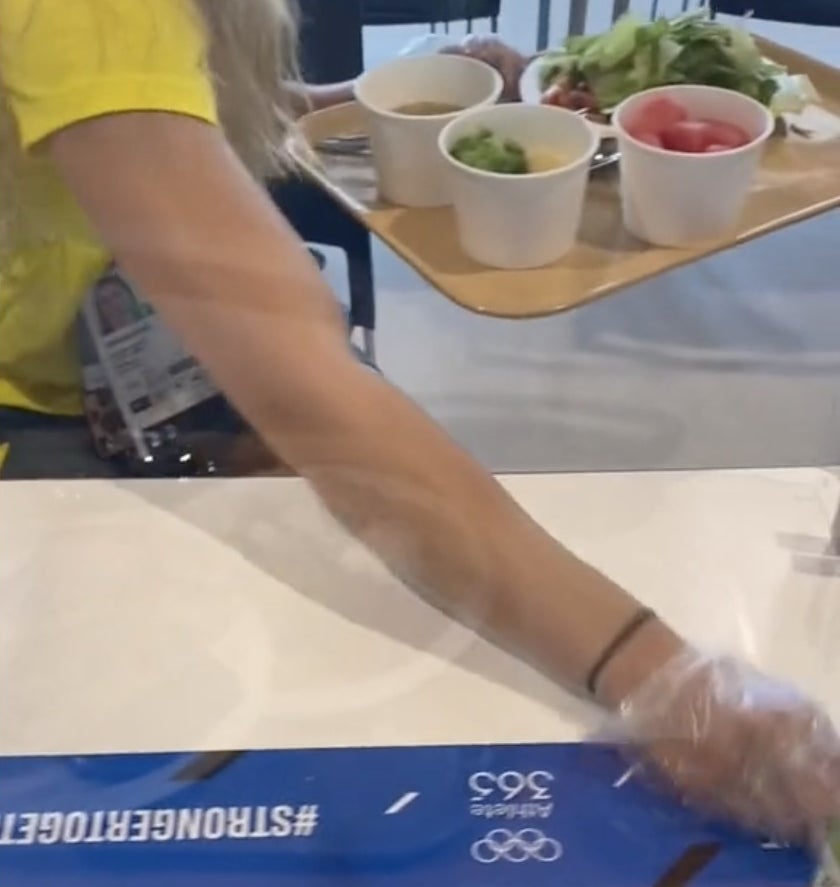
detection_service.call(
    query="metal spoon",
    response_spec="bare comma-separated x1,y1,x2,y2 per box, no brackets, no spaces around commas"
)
590,137,621,173
315,133,621,171
315,134,371,157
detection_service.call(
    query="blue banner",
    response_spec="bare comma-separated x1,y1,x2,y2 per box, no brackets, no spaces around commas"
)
0,743,814,886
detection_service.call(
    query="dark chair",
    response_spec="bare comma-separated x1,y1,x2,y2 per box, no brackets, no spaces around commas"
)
363,0,501,32
269,0,376,361
710,0,840,26
648,0,697,19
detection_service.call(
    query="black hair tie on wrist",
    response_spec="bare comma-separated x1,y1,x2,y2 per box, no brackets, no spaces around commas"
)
586,608,657,698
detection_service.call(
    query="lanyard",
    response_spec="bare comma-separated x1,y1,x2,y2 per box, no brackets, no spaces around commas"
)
78,266,221,473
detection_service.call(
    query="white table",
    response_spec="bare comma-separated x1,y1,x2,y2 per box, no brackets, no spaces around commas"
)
2,468,839,760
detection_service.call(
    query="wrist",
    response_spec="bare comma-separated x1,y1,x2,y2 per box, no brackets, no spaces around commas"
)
595,617,687,710
339,80,357,105
305,81,356,112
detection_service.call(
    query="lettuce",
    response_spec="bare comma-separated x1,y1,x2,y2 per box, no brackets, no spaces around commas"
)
540,11,815,114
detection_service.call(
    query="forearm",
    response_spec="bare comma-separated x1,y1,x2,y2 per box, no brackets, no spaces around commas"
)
51,113,683,706
151,279,683,703
165,299,680,700
290,40,537,117
261,364,682,699
288,81,355,115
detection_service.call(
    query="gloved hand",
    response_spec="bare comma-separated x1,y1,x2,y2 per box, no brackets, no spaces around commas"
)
610,651,840,847
442,36,528,102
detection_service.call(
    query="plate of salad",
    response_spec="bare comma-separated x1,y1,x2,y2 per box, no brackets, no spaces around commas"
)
520,12,817,136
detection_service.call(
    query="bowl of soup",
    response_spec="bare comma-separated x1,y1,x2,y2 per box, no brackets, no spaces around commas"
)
354,55,503,208
439,104,599,269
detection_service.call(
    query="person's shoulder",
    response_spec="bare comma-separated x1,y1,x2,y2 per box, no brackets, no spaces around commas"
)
0,0,217,150
2,0,206,49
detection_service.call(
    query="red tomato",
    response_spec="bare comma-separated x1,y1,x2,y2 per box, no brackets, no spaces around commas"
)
628,129,664,149
542,85,574,109
628,97,753,154
697,119,751,149
630,97,688,133
567,89,596,111
541,85,564,106
660,120,718,154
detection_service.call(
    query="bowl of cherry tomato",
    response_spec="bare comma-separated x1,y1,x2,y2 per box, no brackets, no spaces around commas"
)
612,84,775,247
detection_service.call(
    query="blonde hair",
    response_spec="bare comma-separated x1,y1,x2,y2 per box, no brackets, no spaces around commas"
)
195,0,303,177
0,0,303,254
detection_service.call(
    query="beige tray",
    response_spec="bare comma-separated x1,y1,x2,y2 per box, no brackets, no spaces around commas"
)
292,38,840,320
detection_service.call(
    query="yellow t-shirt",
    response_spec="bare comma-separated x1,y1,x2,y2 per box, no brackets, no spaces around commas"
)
0,0,218,415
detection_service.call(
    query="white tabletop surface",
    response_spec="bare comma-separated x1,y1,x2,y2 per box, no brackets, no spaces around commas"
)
2,468,839,759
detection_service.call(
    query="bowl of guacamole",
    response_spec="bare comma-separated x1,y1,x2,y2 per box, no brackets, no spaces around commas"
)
449,129,529,175
437,103,599,268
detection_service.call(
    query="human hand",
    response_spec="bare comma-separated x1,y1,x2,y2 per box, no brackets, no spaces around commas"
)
442,36,527,102
611,651,840,847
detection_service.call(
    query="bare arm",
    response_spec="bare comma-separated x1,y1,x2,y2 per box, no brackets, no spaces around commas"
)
288,40,529,116
287,81,355,115
50,112,683,705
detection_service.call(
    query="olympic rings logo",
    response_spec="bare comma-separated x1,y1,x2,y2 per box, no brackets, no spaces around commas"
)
470,828,564,864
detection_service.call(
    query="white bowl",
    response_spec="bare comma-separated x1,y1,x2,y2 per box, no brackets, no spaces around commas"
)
354,55,503,208
613,84,775,247
439,104,599,269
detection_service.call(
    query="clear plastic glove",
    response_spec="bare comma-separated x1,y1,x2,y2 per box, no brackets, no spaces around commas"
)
611,651,840,847
441,36,528,102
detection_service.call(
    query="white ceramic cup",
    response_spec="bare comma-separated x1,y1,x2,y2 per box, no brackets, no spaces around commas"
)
613,84,775,248
439,104,599,269
354,55,503,208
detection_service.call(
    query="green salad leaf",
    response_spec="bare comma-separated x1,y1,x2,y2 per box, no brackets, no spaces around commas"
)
540,10,812,114
450,129,528,175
